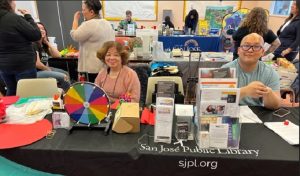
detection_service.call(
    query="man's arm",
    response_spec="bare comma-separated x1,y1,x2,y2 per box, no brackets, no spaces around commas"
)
240,81,281,110
262,88,281,110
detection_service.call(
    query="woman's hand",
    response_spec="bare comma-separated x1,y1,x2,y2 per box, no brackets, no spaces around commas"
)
73,11,81,21
281,48,292,57
72,11,81,30
17,9,30,15
42,36,49,45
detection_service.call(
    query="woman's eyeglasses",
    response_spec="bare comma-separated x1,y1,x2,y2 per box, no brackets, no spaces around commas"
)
240,45,263,51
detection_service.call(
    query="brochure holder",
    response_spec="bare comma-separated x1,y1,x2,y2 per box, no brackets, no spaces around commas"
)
154,88,175,144
175,104,194,141
154,97,174,144
184,49,201,104
195,68,241,149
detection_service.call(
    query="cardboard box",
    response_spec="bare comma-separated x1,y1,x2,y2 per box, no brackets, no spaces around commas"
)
112,103,140,133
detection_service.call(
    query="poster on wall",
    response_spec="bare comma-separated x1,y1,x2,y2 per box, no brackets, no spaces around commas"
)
205,6,233,29
222,8,250,31
102,1,157,21
184,0,240,20
198,19,209,35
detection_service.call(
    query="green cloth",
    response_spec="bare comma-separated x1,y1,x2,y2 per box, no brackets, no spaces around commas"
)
14,96,49,106
0,156,62,176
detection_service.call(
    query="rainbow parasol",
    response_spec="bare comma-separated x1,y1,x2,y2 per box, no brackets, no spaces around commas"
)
64,82,110,125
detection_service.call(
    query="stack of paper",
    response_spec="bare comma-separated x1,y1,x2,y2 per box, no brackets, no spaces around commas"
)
239,106,262,123
264,120,299,145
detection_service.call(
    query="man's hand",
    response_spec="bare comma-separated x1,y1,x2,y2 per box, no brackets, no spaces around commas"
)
243,81,269,98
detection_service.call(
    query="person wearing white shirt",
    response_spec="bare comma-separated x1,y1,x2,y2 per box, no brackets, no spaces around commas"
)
71,0,115,82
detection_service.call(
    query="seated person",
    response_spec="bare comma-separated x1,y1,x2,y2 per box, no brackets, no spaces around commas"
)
222,33,281,110
163,16,174,29
95,41,140,103
34,22,71,91
118,10,138,30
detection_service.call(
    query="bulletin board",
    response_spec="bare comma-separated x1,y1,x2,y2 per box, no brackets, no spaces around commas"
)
102,0,158,21
184,0,242,20
15,1,39,21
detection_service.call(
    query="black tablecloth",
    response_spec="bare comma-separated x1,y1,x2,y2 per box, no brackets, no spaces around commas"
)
0,107,299,176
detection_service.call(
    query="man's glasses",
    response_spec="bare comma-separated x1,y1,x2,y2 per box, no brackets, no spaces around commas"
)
240,45,263,51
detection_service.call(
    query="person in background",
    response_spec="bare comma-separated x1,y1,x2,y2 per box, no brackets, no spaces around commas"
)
118,10,138,30
95,41,140,103
34,22,71,91
163,16,174,29
184,9,199,34
71,0,115,83
222,33,281,110
274,0,300,62
35,22,61,62
0,0,41,96
232,7,281,60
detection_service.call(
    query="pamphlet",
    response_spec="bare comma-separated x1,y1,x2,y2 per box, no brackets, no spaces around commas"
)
209,123,229,148
199,78,237,88
264,120,299,145
198,19,209,36
154,97,174,144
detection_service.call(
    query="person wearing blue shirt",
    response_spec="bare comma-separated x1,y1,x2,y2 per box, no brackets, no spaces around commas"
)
222,33,281,109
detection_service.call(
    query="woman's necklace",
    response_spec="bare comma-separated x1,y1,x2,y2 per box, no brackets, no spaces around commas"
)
102,67,122,98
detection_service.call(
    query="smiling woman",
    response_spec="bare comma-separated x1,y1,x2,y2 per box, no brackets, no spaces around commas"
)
94,41,141,103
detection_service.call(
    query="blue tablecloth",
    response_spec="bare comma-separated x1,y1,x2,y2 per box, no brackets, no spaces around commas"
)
158,35,221,52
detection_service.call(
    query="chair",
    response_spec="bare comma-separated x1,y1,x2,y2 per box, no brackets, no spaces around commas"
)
280,87,296,107
145,76,184,105
16,78,61,98
130,63,151,107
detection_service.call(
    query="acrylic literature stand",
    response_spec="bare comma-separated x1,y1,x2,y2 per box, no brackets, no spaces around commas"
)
195,68,241,149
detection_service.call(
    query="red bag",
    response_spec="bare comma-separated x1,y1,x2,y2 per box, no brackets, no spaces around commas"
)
0,99,6,120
